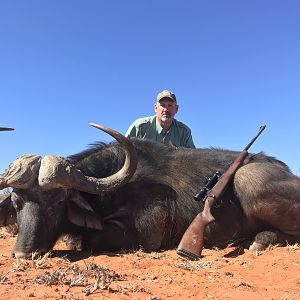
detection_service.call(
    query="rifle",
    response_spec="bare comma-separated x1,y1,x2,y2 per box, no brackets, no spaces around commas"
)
176,125,266,260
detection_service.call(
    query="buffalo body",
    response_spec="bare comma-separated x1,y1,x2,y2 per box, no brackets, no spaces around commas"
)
1,126,300,258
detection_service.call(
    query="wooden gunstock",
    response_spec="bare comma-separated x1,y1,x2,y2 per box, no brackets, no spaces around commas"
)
176,195,216,260
176,213,207,260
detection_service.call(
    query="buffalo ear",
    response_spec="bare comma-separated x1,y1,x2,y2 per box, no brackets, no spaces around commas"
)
67,201,103,230
0,194,17,226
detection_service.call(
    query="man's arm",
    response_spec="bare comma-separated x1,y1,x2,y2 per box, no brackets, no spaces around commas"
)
125,122,138,138
184,131,195,148
125,116,154,139
176,120,195,148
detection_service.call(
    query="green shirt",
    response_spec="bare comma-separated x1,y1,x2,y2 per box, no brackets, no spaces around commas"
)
125,115,195,148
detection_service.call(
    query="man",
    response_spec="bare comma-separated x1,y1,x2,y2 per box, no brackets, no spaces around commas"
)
125,90,195,148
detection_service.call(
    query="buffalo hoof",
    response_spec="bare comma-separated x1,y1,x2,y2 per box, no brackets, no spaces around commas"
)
249,241,267,252
249,231,279,252
62,234,82,251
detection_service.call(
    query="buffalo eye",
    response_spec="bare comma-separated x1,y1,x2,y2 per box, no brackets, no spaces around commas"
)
10,192,24,211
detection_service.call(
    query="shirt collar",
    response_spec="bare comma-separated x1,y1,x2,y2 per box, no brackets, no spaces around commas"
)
155,116,174,135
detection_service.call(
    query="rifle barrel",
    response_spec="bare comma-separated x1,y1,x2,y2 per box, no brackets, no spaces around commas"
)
244,125,266,151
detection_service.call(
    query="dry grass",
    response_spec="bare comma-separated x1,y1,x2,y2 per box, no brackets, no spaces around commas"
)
0,224,18,237
175,257,213,271
35,262,122,296
0,270,11,285
4,224,18,236
133,248,167,260
0,235,166,297
287,243,300,251
12,251,53,271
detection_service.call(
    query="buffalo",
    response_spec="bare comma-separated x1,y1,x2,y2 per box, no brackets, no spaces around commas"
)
0,123,300,259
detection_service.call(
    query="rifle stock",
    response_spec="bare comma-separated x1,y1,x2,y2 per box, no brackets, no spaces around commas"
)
176,125,266,260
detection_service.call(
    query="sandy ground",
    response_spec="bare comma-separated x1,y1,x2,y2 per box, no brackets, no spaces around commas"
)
0,228,299,300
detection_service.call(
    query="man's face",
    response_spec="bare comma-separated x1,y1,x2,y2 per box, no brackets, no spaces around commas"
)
154,98,178,123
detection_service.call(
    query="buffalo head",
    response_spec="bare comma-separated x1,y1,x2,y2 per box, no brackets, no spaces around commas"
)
0,124,137,258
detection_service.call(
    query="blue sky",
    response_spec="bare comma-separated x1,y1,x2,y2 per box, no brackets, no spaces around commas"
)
1,1,300,174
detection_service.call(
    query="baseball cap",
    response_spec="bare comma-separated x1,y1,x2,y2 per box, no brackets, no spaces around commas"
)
156,90,177,102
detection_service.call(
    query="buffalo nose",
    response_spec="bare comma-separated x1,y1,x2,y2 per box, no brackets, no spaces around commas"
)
12,250,30,259
12,249,46,259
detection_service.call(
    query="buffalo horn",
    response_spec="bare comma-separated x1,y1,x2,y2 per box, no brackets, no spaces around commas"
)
0,127,14,131
38,123,138,193
0,155,42,189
